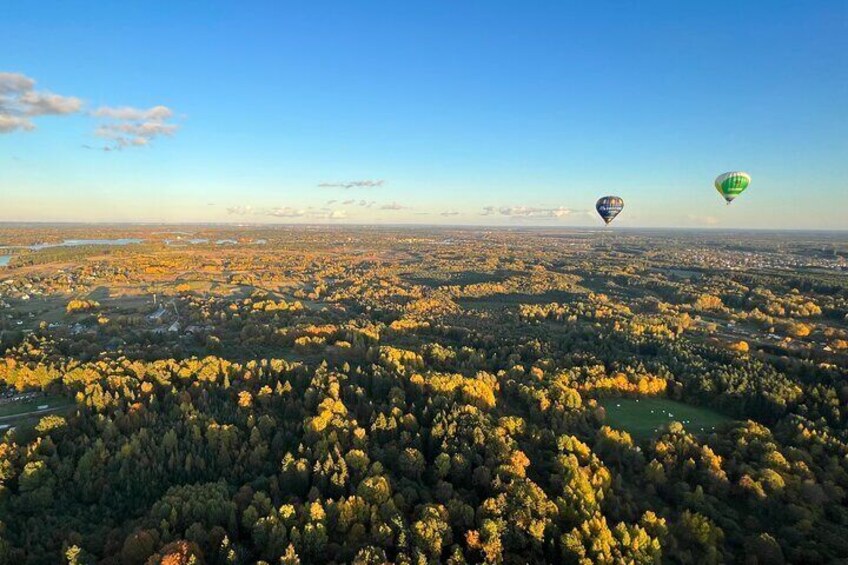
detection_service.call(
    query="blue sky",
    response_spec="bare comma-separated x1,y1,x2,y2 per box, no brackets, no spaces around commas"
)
1,1,846,228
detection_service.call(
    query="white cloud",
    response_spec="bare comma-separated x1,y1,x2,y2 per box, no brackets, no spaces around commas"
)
486,205,579,219
440,211,460,217
0,115,35,133
0,71,178,149
226,205,254,215
342,199,356,205
92,105,173,121
309,210,348,220
686,214,720,226
380,202,405,210
0,72,35,94
268,206,307,218
246,207,349,220
92,104,178,149
0,71,82,133
19,91,83,115
319,179,385,189
226,205,348,221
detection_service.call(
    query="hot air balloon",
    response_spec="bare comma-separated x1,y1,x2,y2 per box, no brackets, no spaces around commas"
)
714,171,750,204
596,196,624,225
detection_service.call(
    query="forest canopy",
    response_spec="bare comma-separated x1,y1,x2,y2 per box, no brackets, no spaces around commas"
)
1,226,847,564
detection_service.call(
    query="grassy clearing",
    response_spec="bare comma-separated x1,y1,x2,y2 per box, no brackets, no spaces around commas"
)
0,394,74,420
458,290,578,311
404,271,511,288
599,397,734,441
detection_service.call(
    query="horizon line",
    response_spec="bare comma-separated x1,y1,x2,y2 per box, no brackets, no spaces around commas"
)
0,221,847,234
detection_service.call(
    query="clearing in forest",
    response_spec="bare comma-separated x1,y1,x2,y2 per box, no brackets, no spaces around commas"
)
599,397,734,440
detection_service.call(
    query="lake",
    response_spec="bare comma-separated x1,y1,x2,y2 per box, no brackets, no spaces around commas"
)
29,238,143,250
0,239,143,266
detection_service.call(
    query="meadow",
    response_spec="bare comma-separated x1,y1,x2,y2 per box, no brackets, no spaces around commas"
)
600,397,734,440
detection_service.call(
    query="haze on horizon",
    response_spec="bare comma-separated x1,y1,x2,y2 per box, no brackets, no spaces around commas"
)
1,1,846,230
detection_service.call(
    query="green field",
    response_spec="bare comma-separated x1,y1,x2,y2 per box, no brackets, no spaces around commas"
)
0,394,74,421
458,290,579,311
599,397,734,440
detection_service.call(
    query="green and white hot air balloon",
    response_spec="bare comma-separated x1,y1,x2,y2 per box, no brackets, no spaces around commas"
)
714,171,751,204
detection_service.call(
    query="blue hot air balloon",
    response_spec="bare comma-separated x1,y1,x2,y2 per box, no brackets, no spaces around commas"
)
596,196,624,225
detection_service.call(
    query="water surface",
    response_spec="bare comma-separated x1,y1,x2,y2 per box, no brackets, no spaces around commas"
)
0,239,142,265
29,238,143,250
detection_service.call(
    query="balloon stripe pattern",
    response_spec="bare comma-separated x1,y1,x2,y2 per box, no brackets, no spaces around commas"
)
596,196,624,225
714,171,751,203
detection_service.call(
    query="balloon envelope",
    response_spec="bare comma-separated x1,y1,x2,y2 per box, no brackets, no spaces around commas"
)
596,196,624,225
714,172,750,203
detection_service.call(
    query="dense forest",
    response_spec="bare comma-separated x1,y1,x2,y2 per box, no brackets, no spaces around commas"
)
1,226,847,564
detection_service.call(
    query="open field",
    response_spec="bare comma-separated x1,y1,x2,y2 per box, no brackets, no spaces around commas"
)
458,290,579,311
600,397,734,440
0,394,74,422
403,271,513,288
